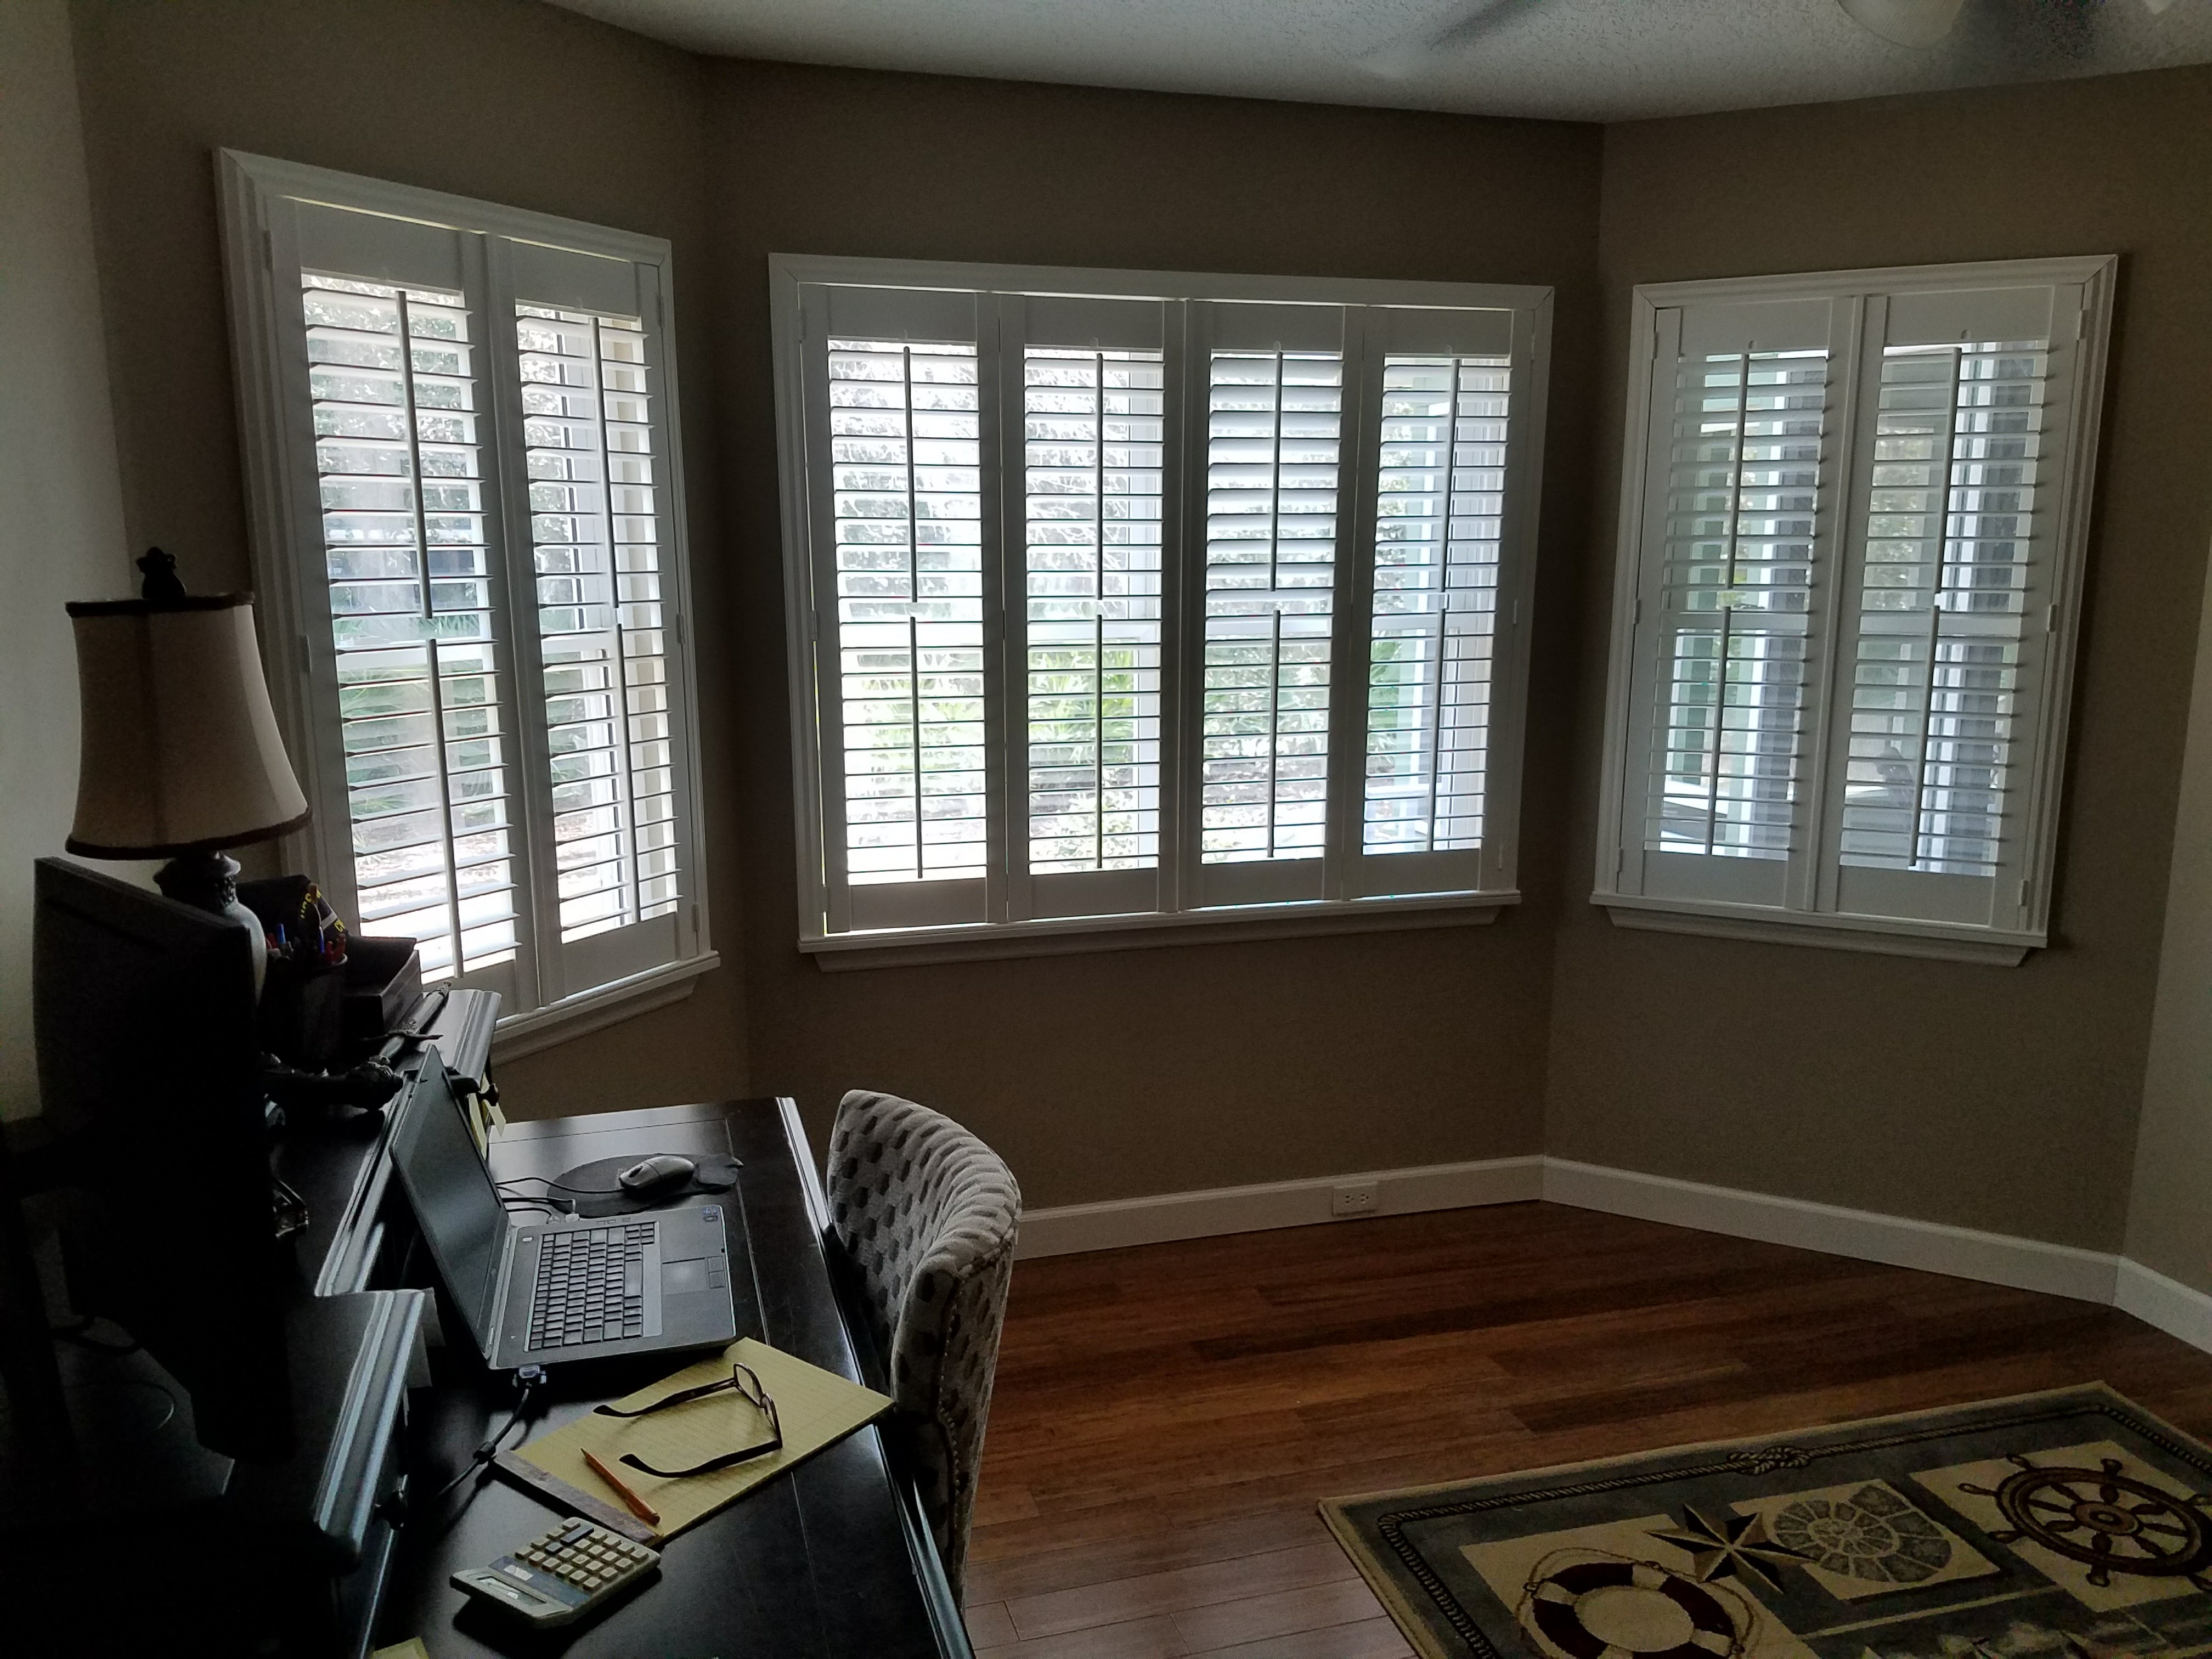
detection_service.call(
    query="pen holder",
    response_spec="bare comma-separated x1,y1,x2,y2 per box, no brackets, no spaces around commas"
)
343,936,421,1042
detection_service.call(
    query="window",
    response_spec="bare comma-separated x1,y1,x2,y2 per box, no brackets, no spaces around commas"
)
1594,257,2115,964
218,153,712,1042
769,258,1553,961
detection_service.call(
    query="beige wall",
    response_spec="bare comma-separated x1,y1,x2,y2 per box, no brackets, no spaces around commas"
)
53,4,2211,1242
1547,67,2212,1250
65,0,747,1116
1,1,133,1120
703,62,1601,1204
2126,532,2212,1295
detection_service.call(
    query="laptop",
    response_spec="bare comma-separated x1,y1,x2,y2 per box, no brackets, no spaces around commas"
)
388,1048,738,1369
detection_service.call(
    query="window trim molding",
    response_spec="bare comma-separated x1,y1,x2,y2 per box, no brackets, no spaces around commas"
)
1591,254,2118,964
768,251,1553,957
216,149,714,1043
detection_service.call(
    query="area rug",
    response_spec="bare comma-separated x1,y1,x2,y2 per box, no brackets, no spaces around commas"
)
1322,1385,2212,1659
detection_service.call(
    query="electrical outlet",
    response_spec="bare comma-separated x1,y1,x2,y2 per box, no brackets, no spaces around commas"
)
1331,1181,1378,1218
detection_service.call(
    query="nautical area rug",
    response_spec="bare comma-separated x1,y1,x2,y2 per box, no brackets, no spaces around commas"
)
1321,1386,2212,1659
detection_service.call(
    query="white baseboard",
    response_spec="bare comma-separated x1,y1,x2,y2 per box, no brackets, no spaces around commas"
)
1016,1155,1543,1259
2117,1257,2212,1352
1542,1157,2121,1305
1013,1154,2211,1358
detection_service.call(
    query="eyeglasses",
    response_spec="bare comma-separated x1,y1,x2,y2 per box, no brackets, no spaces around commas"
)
591,1358,783,1479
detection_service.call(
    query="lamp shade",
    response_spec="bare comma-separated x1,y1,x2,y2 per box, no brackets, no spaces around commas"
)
64,594,309,858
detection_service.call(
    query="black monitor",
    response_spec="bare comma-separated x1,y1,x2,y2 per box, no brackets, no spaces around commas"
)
31,856,295,1461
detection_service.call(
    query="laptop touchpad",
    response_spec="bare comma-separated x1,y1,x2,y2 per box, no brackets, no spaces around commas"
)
663,1258,709,1296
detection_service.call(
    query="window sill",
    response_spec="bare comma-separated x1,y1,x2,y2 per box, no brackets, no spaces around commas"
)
490,951,721,1060
1594,894,2036,966
802,892,1517,972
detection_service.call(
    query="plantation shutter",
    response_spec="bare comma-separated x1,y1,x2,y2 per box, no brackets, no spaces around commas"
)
1817,278,2087,933
999,293,1176,923
798,283,998,935
1617,295,1848,912
1343,303,1525,901
237,161,711,1022
1185,301,1350,909
275,199,529,1002
1598,258,2112,960
494,239,703,999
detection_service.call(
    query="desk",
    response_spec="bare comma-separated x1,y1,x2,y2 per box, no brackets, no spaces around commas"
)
373,1098,972,1658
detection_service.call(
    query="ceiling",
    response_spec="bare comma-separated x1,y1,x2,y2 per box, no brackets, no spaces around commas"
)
545,0,2212,123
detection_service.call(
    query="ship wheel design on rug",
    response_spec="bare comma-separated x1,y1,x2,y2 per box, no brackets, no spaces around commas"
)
1961,1454,2212,1589
1521,1556,1748,1659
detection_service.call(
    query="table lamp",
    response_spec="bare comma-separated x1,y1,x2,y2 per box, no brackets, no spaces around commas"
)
65,549,310,993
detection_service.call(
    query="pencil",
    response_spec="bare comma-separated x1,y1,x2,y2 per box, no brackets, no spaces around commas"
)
582,1447,661,1525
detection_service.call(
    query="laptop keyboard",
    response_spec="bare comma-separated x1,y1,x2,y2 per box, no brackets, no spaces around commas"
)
528,1222,656,1349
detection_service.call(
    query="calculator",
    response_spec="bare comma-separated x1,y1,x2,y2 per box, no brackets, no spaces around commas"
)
451,1516,660,1627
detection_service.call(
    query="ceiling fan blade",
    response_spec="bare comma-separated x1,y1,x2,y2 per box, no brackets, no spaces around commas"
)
1361,0,1547,80
1836,0,1968,47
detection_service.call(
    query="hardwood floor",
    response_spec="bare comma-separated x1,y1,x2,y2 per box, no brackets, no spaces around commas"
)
963,1201,2212,1659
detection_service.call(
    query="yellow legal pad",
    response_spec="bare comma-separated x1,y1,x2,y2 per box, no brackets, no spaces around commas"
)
505,1338,892,1542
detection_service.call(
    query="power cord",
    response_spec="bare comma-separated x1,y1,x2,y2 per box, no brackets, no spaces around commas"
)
416,1365,545,1516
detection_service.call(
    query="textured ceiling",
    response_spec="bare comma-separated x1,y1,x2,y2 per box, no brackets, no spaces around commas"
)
544,0,2212,122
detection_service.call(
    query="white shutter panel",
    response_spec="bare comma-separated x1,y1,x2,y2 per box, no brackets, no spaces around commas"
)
499,239,702,994
1188,301,1347,906
1345,304,1521,899
1822,280,2083,932
1621,296,1844,910
800,285,996,934
281,200,527,996
1002,294,1173,922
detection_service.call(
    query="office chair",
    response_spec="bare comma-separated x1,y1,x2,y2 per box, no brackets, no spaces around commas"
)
825,1091,1020,1602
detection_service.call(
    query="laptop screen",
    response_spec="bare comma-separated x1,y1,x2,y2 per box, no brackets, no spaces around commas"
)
387,1047,505,1356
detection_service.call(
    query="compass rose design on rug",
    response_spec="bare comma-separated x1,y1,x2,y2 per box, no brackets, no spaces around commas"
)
1961,1453,2212,1590
1640,1508,1811,1594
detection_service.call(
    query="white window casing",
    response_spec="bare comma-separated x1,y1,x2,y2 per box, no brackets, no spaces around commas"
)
217,151,713,1046
1594,257,2117,965
770,256,1553,964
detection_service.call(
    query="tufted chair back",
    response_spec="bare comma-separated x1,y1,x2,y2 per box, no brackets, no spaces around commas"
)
825,1090,1020,1600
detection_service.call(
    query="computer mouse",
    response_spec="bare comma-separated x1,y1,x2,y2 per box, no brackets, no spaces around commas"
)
617,1153,698,1195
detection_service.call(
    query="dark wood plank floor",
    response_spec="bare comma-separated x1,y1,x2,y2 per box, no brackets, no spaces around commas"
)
963,1200,2212,1659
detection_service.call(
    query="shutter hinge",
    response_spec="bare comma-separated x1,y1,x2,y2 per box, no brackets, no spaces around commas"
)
1633,596,1643,627
689,902,700,938
673,611,686,650
2046,604,2058,634
2017,878,2030,911
297,634,312,679
1614,846,1626,881
263,228,274,270
1510,599,1521,628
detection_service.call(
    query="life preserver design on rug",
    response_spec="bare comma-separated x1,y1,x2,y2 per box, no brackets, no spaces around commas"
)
1517,1550,1752,1659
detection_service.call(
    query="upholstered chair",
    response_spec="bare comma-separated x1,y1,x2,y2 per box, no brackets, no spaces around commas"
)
825,1090,1021,1601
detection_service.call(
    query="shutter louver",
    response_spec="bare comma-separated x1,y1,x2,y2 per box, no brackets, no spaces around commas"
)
1200,347,1343,865
1363,353,1512,855
1647,345,1830,861
302,273,518,982
1839,337,2051,878
826,337,988,887
1021,346,1165,874
515,305,681,943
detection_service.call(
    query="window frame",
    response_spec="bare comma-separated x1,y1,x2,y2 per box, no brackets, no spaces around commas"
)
1593,256,2117,966
217,150,715,1049
768,254,1553,966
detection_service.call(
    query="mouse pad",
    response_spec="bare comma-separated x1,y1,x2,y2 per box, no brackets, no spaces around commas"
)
550,1152,741,1217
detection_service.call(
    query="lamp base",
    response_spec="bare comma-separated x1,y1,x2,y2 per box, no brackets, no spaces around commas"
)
154,850,268,997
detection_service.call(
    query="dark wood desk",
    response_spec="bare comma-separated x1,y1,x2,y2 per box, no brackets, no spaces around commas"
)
374,1098,972,1659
